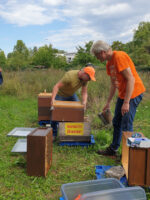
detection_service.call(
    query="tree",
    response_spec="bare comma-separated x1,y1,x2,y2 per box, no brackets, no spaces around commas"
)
131,22,150,66
6,40,30,70
133,22,150,46
13,40,29,59
72,41,99,67
32,45,55,68
111,41,125,51
53,55,68,69
0,50,6,67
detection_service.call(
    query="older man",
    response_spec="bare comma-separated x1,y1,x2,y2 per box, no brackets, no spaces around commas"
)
50,65,96,137
91,40,145,156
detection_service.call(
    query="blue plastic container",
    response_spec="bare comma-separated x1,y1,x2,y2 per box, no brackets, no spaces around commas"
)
39,120,51,126
61,178,124,200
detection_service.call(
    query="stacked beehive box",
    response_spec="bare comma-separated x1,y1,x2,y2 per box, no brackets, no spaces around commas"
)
38,92,52,121
38,92,91,142
38,92,84,122
121,131,150,186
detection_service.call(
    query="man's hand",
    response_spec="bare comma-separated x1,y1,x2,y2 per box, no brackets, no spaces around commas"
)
50,99,54,108
103,103,110,111
82,103,86,111
121,102,129,116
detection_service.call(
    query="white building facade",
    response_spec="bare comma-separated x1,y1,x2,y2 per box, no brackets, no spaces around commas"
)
55,52,76,63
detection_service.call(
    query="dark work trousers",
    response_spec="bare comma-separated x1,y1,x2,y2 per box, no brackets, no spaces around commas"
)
0,72,3,85
110,93,143,151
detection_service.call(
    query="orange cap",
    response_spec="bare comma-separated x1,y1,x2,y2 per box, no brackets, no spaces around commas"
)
83,66,96,81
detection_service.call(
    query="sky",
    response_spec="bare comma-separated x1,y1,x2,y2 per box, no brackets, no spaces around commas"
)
0,0,150,55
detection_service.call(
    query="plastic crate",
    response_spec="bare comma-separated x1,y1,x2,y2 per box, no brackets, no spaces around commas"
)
80,186,146,200
59,135,95,147
61,178,124,200
95,165,128,186
39,120,51,126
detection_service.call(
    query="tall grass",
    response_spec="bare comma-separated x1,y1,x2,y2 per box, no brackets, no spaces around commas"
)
2,68,149,97
2,68,149,121
1,69,65,98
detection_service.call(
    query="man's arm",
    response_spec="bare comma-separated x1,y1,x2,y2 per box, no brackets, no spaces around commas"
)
81,85,88,110
121,67,135,115
51,81,64,106
103,77,116,111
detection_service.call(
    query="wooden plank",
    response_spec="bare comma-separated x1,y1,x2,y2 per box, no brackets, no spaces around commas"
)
53,100,84,108
58,136,91,142
121,132,130,179
146,148,150,185
27,128,53,177
128,148,146,186
38,93,52,96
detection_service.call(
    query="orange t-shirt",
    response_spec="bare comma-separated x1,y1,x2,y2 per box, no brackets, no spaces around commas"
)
106,51,145,99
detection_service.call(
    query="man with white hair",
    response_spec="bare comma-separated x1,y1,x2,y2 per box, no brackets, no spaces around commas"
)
91,40,145,156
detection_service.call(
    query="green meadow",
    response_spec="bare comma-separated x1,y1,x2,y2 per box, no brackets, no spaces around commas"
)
0,68,150,200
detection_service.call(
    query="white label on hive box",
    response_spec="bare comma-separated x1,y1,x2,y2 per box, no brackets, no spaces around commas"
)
65,123,84,135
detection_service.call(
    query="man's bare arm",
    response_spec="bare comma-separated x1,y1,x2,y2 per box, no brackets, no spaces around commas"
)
121,67,135,115
51,81,64,106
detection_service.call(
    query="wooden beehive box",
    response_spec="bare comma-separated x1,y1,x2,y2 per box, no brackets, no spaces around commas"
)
121,131,150,186
58,118,91,142
27,127,53,177
50,100,84,122
38,92,52,121
38,92,84,122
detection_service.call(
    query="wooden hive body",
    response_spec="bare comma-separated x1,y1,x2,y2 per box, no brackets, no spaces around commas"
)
50,100,84,122
27,127,53,177
122,131,150,186
38,92,52,121
58,120,91,142
38,92,84,122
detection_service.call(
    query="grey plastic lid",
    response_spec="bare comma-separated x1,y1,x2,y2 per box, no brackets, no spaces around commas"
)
80,186,146,200
11,139,27,153
7,127,35,137
61,178,124,200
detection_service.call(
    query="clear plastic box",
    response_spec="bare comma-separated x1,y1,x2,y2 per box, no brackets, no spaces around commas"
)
80,186,146,200
61,178,124,200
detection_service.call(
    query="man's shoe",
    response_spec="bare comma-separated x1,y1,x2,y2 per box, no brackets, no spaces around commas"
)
97,146,117,156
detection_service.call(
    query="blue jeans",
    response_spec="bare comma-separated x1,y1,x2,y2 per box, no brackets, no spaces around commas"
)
0,72,3,85
55,94,79,101
51,94,79,136
110,94,143,151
